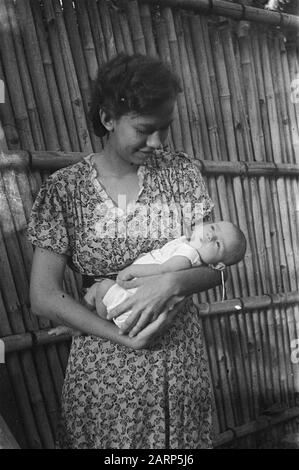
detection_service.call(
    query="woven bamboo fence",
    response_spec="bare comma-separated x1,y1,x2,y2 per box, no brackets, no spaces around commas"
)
0,0,298,449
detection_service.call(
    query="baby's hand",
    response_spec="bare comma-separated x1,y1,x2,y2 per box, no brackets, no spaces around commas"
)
83,282,98,309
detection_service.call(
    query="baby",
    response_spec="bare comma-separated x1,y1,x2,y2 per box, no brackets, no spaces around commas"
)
49,220,246,336
83,220,246,328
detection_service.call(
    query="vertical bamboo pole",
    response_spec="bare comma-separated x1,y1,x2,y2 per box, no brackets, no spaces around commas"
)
5,0,45,151
286,40,299,136
74,0,98,81
109,4,127,53
181,12,212,160
203,181,236,429
201,17,229,162
272,34,294,163
85,0,108,66
251,27,274,161
42,0,80,150
200,315,223,433
161,7,193,155
139,3,158,57
0,54,42,219
1,1,72,396
126,0,147,55
30,0,72,152
262,34,298,292
207,25,250,300
0,162,65,429
62,0,101,151
189,15,222,162
0,119,7,150
0,7,35,151
14,0,60,150
0,226,54,447
51,0,93,152
152,8,183,150
173,11,202,158
97,0,117,59
0,68,20,150
0,291,41,448
118,6,134,55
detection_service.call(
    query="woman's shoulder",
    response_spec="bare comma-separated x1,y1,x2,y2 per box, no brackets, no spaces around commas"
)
151,148,201,172
150,149,204,182
43,155,91,192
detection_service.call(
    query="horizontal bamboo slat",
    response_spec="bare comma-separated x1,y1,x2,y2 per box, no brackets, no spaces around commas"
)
214,406,299,447
1,290,298,353
141,0,299,31
1,150,299,176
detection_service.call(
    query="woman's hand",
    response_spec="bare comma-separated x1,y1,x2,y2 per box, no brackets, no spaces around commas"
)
116,266,136,283
123,306,180,350
107,273,184,337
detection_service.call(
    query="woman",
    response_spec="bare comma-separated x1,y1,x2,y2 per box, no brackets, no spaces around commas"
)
28,53,222,449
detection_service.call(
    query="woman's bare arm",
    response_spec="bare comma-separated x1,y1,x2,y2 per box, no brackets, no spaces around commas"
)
117,256,191,281
168,265,225,297
29,247,173,349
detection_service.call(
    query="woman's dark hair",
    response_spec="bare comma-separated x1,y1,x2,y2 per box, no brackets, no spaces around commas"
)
89,53,182,137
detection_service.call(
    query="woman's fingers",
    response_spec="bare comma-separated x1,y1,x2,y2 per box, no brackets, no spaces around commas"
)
136,311,168,341
117,309,141,335
116,277,142,289
107,298,134,319
128,309,160,337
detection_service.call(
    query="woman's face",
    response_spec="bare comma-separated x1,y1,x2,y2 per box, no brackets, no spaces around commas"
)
106,98,176,165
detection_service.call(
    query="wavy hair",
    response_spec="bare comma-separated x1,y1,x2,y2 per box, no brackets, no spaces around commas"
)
88,53,182,137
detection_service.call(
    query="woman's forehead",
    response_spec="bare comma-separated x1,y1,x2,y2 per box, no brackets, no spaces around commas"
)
126,99,176,126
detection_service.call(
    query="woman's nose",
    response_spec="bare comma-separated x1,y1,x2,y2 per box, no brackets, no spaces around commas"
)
146,131,163,149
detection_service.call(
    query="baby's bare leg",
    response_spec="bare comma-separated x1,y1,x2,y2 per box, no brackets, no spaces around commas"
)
95,279,115,319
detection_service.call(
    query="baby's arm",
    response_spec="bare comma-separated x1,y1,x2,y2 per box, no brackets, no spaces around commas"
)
159,255,192,273
117,256,192,282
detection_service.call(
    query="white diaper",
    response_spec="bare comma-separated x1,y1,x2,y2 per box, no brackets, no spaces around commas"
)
102,283,137,328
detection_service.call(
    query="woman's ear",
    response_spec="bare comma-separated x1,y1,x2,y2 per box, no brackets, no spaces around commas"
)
99,108,115,132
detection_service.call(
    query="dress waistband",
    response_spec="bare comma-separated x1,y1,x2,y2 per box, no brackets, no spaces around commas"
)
82,273,118,289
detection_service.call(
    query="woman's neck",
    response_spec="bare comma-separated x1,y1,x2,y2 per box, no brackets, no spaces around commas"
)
94,142,136,177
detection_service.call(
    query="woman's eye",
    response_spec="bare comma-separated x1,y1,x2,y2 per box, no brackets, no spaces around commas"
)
136,129,148,136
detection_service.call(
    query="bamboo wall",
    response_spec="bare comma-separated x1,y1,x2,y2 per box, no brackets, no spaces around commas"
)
0,0,298,449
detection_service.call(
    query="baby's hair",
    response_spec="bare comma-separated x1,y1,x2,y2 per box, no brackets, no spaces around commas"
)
222,223,247,266
88,53,182,137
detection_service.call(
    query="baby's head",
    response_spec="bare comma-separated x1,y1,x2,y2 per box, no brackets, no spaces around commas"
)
189,221,246,269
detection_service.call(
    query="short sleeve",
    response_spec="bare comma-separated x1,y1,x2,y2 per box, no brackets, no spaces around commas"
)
172,243,201,267
27,177,70,256
176,153,214,232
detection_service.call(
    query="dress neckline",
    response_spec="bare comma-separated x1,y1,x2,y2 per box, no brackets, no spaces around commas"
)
83,153,146,214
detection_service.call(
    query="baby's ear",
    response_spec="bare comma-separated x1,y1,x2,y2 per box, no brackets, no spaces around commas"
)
210,262,226,271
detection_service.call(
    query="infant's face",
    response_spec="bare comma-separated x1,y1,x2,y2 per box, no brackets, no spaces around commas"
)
190,221,237,265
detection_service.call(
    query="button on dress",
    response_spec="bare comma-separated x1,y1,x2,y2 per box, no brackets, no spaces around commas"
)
27,149,215,449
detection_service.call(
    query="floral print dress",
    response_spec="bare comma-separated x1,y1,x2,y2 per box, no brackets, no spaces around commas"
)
27,149,214,449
